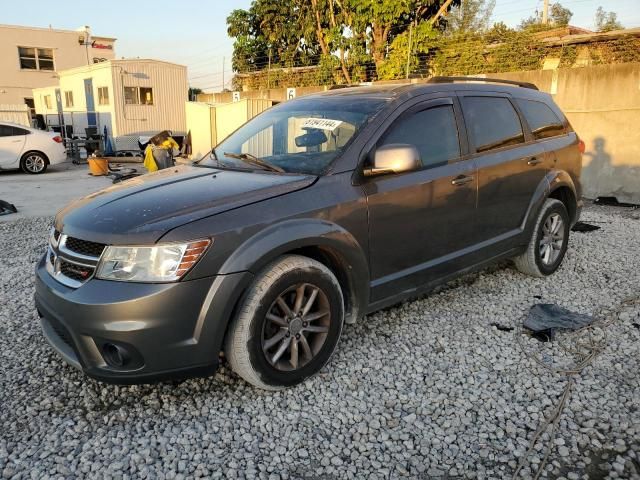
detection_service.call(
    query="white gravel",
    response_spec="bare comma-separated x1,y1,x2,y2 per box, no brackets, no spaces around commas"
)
0,205,639,479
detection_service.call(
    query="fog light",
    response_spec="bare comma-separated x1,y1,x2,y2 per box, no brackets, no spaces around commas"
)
102,343,129,368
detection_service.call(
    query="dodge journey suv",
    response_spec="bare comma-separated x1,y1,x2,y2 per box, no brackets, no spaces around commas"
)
35,77,583,390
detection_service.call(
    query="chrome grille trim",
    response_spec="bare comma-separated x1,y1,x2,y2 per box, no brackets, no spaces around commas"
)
46,233,104,288
58,234,105,263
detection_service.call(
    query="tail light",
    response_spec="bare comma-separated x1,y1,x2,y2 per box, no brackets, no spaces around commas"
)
578,139,585,154
52,136,63,144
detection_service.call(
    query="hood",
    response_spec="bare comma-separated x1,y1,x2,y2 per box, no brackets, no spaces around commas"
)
55,165,316,244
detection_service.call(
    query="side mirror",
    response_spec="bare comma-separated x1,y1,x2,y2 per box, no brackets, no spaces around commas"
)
363,144,421,177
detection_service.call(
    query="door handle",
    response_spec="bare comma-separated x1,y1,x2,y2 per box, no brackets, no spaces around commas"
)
451,175,474,186
11,139,22,143
527,157,543,166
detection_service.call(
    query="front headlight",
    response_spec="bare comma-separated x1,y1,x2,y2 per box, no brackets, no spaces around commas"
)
95,239,211,282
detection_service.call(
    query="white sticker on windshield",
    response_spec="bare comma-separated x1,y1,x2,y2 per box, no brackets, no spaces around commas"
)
301,118,343,131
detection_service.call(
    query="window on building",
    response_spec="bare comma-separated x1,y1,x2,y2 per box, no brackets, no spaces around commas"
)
98,87,109,105
64,91,74,108
516,99,566,140
140,87,154,105
24,98,36,118
379,104,461,169
124,87,138,105
462,97,525,153
18,47,54,70
37,48,54,70
124,87,154,105
44,95,52,109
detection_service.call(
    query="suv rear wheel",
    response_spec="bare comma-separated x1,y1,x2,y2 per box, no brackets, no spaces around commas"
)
514,198,570,277
225,255,344,390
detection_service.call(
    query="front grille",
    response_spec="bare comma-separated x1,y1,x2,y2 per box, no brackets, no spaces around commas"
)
59,260,94,283
46,316,75,350
48,233,105,288
64,237,106,258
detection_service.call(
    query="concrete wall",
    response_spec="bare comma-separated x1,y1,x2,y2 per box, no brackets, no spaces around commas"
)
0,24,115,106
185,99,273,159
498,64,640,204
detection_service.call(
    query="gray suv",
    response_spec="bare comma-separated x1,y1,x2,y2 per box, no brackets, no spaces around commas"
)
35,78,583,389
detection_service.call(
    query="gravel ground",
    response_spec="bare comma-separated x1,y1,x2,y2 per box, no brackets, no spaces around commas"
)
0,204,639,479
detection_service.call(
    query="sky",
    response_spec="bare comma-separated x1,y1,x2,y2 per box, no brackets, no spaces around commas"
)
2,0,638,91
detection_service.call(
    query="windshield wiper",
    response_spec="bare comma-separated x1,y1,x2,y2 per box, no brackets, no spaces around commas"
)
223,152,285,173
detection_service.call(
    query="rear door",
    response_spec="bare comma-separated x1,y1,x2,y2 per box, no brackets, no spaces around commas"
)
364,97,478,302
0,125,27,168
459,92,550,246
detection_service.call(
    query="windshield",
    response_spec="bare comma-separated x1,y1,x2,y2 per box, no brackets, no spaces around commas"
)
198,96,389,175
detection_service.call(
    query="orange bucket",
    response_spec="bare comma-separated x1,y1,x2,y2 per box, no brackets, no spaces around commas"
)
88,157,109,176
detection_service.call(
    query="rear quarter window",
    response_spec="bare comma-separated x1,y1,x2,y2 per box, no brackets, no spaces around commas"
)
516,99,566,140
462,97,525,153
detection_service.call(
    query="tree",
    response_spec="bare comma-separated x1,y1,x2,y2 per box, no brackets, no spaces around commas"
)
228,0,462,83
227,0,321,73
549,3,572,26
595,6,623,32
188,87,202,100
446,0,495,35
519,2,573,31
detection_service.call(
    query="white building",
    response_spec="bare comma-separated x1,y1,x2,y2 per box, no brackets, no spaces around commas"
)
0,23,115,114
33,59,188,150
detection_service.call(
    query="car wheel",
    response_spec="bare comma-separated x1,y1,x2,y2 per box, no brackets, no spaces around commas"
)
225,255,344,390
513,198,570,277
21,152,48,174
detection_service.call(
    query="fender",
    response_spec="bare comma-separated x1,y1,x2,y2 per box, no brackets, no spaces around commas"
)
219,218,370,324
521,169,579,240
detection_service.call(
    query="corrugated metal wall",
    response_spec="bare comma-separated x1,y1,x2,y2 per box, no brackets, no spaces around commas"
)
111,60,188,138
0,104,30,126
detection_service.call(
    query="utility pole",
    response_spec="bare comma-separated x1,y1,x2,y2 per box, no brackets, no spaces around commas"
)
222,56,225,92
542,0,550,24
267,49,272,90
405,24,413,79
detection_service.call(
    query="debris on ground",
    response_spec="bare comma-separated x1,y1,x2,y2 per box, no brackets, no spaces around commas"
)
594,196,638,208
524,303,596,341
571,221,601,233
0,199,17,216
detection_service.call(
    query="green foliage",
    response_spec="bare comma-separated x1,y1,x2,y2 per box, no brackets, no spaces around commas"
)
227,0,637,91
377,22,439,79
549,3,573,26
518,2,572,31
595,6,623,32
446,0,495,35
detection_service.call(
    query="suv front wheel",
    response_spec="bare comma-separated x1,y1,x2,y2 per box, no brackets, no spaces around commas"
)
225,255,345,390
514,198,570,277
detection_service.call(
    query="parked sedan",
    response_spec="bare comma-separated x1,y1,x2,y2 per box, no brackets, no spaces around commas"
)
0,122,66,174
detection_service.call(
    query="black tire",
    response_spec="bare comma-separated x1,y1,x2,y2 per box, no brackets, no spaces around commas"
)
20,151,48,174
225,255,345,390
514,198,570,277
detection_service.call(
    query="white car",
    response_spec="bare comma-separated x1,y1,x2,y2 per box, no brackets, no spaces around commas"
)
0,122,67,174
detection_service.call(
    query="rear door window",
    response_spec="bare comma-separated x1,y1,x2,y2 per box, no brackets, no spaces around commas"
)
380,104,461,169
462,97,525,153
516,99,565,139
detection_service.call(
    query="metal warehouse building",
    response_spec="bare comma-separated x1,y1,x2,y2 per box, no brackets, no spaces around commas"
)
32,59,187,150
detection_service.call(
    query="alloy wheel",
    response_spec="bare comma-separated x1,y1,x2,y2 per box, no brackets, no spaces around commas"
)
24,154,45,173
539,213,565,265
262,282,331,371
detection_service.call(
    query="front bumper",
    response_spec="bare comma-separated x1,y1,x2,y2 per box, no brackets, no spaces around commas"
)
35,255,252,384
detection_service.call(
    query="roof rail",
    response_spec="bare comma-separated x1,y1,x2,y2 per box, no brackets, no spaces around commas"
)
427,76,539,91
